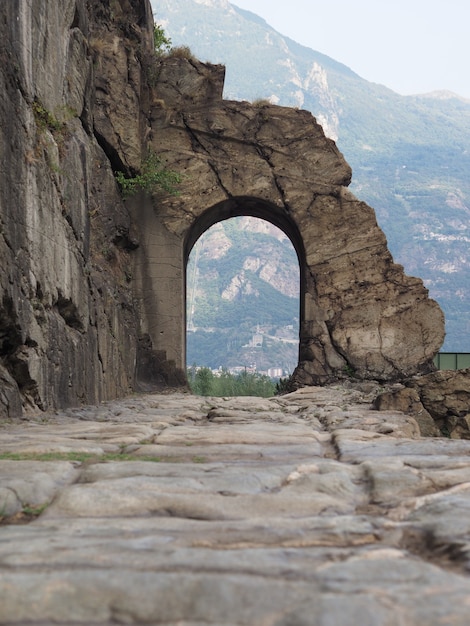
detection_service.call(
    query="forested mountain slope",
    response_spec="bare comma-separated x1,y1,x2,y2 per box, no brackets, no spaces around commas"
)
186,217,299,373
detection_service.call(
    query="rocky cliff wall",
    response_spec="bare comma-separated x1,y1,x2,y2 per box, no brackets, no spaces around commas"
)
0,0,155,416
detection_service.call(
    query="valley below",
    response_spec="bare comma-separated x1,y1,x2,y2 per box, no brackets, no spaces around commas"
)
186,217,299,376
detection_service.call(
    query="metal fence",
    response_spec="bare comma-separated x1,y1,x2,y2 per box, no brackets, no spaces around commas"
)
433,353,470,370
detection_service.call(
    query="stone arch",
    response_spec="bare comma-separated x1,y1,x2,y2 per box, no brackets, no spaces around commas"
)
184,196,305,265
184,196,305,372
132,57,444,390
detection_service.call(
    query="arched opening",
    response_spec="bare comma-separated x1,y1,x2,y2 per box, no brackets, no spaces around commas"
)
184,197,305,395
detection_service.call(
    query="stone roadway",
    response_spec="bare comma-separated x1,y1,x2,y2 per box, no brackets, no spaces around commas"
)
1,385,470,625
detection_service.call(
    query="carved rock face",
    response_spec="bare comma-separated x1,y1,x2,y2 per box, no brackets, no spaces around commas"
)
132,56,444,385
0,0,151,414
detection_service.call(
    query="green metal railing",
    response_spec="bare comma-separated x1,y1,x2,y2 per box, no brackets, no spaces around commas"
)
433,353,470,370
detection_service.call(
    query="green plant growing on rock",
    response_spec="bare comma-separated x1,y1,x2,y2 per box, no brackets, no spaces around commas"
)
167,46,196,60
343,363,356,378
192,456,207,463
32,101,63,133
154,23,172,55
0,502,49,525
115,151,181,197
252,98,272,107
0,451,162,464
21,503,49,517
56,105,79,122
153,22,194,59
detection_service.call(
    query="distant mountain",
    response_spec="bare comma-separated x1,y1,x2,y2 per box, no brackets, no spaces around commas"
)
154,0,470,351
186,217,299,374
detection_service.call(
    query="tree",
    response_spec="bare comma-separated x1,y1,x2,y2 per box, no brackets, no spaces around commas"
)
194,367,214,396
188,367,276,397
115,151,181,197
153,24,172,55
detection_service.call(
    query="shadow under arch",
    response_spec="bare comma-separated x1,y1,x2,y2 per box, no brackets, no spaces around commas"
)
184,196,306,373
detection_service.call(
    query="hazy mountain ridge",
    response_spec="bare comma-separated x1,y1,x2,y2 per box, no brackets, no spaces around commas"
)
186,218,299,372
155,0,470,351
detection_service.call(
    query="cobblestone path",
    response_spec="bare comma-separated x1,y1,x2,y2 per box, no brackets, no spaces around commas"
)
1,386,470,625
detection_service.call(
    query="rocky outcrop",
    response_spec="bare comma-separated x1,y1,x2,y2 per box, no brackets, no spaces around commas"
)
0,0,156,416
137,55,444,386
373,387,440,437
0,0,445,413
374,369,470,438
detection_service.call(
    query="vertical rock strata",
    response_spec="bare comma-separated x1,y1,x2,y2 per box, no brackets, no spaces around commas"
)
0,0,445,414
0,0,154,415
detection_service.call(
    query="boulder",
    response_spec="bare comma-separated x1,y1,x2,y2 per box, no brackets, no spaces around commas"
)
374,369,470,438
373,387,439,437
407,369,470,438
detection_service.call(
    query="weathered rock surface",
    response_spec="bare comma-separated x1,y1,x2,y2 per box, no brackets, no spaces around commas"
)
375,369,470,438
1,387,470,624
0,0,155,416
138,56,444,385
373,386,440,437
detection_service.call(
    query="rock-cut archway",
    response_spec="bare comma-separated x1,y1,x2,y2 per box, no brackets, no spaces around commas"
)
131,57,444,390
184,199,304,374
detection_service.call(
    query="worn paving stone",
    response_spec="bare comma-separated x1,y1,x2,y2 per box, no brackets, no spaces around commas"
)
335,431,470,462
130,442,321,462
0,385,470,625
0,461,78,517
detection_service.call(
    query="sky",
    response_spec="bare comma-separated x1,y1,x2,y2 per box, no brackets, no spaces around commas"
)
229,0,470,99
